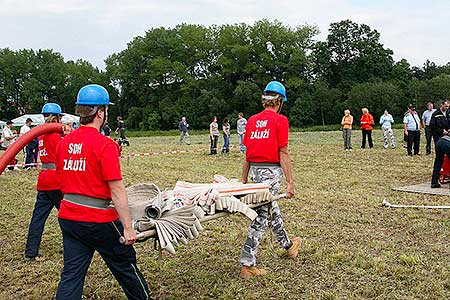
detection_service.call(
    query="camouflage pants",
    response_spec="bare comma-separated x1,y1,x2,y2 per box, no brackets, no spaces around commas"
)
240,165,292,266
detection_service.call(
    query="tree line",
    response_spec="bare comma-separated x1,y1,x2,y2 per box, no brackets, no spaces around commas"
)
1,19,450,130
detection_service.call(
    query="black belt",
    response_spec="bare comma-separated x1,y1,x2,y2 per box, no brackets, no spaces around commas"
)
63,194,113,210
250,162,281,167
41,163,56,170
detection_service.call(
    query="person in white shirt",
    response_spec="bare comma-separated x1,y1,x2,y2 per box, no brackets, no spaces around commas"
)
403,104,422,156
236,113,247,153
1,120,16,149
20,118,32,136
422,102,436,155
1,120,18,170
379,110,396,149
20,118,37,167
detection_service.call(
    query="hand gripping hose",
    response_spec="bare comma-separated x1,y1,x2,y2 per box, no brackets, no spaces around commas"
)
0,123,64,174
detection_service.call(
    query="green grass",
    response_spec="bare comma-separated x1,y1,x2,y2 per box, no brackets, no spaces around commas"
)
1,129,450,299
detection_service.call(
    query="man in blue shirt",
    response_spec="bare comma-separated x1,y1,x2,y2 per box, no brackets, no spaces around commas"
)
403,104,421,156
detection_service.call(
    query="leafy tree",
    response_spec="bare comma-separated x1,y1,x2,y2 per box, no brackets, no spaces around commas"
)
312,20,394,88
347,82,405,121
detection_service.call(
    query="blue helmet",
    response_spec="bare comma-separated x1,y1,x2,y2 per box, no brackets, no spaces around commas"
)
264,81,287,102
41,103,63,115
76,84,112,106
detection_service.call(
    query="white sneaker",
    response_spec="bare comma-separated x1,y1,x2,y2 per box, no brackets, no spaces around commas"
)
345,149,349,151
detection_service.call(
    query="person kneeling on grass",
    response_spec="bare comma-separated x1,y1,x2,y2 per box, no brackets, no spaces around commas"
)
430,135,450,188
240,80,301,279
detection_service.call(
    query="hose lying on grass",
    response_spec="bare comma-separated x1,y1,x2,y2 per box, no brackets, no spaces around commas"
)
125,176,283,254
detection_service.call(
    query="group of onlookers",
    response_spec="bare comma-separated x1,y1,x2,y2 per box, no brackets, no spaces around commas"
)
340,101,449,156
1,118,39,170
209,114,246,155
178,113,248,155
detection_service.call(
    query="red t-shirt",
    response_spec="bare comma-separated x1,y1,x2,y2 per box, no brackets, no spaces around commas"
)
37,133,63,191
243,109,289,163
56,126,122,223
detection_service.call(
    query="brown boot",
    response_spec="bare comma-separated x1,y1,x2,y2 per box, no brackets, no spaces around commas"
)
240,266,267,279
286,237,302,258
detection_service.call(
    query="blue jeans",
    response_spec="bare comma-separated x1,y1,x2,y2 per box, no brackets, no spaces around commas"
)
222,134,230,153
56,219,151,300
25,190,62,258
238,134,246,152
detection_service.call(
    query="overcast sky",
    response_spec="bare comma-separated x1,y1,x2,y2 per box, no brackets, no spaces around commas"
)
1,0,449,69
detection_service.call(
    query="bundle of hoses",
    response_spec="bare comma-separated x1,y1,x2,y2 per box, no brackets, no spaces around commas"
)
126,178,279,254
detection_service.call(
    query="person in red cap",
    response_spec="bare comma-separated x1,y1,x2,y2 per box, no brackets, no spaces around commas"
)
239,81,301,279
55,84,151,300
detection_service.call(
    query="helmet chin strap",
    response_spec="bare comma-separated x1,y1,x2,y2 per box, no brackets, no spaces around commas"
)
97,107,107,132
277,101,284,113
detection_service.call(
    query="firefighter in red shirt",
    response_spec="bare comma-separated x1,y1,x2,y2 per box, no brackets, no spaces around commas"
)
239,81,302,279
24,103,64,261
55,84,151,300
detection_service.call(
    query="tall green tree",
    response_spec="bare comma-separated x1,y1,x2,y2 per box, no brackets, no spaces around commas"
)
312,20,394,89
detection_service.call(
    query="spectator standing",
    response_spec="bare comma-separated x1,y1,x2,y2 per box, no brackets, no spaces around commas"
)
341,109,353,151
422,102,436,155
429,100,450,145
19,118,32,136
115,116,126,140
1,120,17,149
179,117,190,145
240,81,301,279
55,84,151,299
360,108,375,149
222,118,231,153
379,110,396,149
403,104,421,156
237,113,247,153
24,103,64,261
1,121,18,169
209,116,219,155
20,118,36,166
102,122,111,137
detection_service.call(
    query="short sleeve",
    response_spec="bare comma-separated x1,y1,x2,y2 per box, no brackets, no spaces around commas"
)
100,141,122,181
277,116,289,148
403,115,408,124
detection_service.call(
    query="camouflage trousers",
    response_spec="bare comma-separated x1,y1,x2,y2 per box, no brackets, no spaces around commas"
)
240,165,292,266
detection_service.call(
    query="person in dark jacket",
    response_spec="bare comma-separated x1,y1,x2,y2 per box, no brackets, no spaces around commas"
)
431,135,450,188
429,100,450,145
179,117,190,145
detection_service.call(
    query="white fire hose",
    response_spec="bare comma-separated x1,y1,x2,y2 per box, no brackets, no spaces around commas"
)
119,193,286,245
382,198,450,209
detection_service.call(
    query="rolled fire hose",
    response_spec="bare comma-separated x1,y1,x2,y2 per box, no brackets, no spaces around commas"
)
0,123,64,174
119,193,286,250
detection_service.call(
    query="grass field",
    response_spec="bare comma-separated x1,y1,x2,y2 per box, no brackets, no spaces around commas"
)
1,129,450,300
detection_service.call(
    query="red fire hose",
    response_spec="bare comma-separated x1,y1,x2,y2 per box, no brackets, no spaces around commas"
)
0,123,64,174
